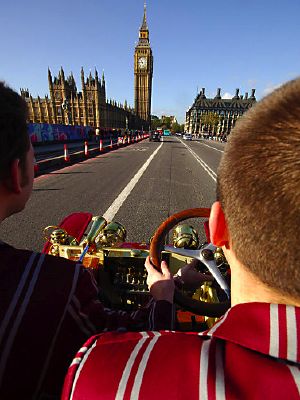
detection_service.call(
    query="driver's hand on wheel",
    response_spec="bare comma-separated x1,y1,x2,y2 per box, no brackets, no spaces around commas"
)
145,256,175,304
174,259,214,291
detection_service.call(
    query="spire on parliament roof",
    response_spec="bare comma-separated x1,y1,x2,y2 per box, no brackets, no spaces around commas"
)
141,1,148,30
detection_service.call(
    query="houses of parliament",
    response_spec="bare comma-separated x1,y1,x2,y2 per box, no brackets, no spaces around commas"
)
21,5,153,131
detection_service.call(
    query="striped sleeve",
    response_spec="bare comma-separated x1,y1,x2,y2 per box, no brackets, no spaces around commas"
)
0,250,83,399
0,245,174,399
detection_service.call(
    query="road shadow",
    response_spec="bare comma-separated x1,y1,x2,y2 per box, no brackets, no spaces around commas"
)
81,160,109,164
50,171,93,174
33,188,61,191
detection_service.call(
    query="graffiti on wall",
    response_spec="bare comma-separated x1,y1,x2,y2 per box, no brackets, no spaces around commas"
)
28,123,91,143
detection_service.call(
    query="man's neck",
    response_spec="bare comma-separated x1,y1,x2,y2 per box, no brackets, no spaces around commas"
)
0,187,10,223
224,248,300,307
0,186,18,222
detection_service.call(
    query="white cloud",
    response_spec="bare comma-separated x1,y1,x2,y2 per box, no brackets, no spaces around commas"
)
262,83,282,96
222,92,234,99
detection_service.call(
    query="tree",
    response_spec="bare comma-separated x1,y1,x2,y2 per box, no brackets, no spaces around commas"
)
201,112,220,128
151,115,183,132
172,122,184,133
151,116,161,130
161,117,171,130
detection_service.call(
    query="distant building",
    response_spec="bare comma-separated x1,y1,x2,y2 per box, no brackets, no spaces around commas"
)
185,88,256,137
20,5,152,131
21,68,145,130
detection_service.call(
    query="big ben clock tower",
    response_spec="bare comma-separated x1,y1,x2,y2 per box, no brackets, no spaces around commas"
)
134,2,153,126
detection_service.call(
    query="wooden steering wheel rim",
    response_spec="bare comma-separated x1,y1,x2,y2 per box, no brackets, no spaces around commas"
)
149,208,230,318
149,208,211,268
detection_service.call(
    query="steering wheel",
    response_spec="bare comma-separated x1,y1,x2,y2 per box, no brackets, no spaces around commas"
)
149,208,230,318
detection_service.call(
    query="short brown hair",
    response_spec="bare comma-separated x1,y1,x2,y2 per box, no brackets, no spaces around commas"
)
218,78,300,298
0,81,30,181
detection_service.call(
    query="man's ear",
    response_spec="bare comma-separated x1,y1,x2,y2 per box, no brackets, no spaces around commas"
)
209,201,229,247
4,159,22,194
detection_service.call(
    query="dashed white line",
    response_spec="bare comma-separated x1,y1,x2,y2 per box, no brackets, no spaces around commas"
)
178,137,224,153
198,141,224,153
180,140,217,182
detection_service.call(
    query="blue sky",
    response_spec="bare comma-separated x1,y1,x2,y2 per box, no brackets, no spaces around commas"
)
1,0,299,123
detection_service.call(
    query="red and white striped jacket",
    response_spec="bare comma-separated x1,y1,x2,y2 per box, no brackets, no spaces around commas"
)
62,302,300,400
0,242,173,400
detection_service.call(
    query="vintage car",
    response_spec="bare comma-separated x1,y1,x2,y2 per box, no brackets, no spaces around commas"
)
149,131,161,142
43,208,230,331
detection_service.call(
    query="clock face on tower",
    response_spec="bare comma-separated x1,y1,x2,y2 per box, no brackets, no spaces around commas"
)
138,56,147,69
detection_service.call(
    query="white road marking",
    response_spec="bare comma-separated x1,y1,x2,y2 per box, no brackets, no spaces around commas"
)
180,140,217,182
102,143,163,221
179,137,224,153
197,141,224,153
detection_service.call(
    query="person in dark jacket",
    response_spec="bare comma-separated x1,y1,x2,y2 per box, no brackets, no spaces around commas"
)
0,81,175,400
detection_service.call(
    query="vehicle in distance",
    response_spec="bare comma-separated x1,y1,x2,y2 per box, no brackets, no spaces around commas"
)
149,131,161,142
183,133,192,140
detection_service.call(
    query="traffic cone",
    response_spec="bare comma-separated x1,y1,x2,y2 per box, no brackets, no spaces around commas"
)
110,138,113,149
64,144,70,162
99,139,103,152
34,158,39,175
84,141,89,157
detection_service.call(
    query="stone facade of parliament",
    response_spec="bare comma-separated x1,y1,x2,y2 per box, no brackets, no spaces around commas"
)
21,6,153,132
185,88,256,136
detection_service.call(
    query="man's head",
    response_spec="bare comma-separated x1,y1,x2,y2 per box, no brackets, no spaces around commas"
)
0,82,33,219
210,78,300,299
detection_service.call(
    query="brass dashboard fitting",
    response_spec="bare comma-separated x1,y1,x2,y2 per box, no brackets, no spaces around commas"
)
214,247,227,265
172,224,199,249
130,249,142,257
44,226,77,245
96,221,127,247
198,281,220,328
43,226,78,256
